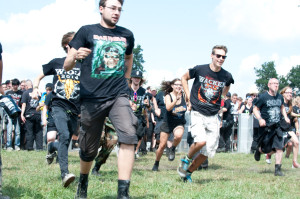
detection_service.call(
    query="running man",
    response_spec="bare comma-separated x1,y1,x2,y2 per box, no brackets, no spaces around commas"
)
64,0,136,198
177,45,234,182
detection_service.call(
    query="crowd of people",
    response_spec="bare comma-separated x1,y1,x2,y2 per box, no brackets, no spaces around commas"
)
0,0,300,198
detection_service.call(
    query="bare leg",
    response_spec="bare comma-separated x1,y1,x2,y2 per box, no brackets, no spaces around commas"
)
172,126,184,147
155,132,168,161
188,154,208,172
275,149,283,164
187,141,206,159
118,143,134,180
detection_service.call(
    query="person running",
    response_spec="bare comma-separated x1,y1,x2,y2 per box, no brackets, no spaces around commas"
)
152,78,187,171
177,45,234,182
265,86,300,168
32,31,81,187
63,1,136,198
128,70,148,159
253,78,290,176
91,118,118,176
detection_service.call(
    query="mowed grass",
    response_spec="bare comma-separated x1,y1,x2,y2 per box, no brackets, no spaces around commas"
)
1,150,300,199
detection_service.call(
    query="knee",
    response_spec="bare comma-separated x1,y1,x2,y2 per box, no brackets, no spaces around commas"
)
294,140,299,147
79,149,98,162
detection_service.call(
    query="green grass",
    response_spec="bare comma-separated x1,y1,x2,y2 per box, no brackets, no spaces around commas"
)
1,150,300,199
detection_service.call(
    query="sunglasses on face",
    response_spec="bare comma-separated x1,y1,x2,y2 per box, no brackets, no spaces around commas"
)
214,54,227,60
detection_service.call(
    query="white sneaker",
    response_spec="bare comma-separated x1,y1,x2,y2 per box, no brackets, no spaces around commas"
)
265,154,271,164
15,146,20,151
62,173,75,188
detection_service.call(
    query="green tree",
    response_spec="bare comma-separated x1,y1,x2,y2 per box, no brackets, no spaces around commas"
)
132,44,145,72
286,65,300,89
254,61,278,92
278,75,288,90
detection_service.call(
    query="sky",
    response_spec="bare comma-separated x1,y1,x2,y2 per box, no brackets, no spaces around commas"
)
1,0,300,97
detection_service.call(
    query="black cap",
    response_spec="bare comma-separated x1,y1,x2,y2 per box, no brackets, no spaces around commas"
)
45,83,53,90
5,80,10,85
131,70,143,78
226,92,231,97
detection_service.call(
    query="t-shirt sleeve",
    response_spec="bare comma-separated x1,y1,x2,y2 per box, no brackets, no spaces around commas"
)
224,100,231,110
125,32,134,55
20,92,28,104
69,26,87,50
189,66,197,79
225,72,234,86
43,59,57,76
254,96,264,109
0,42,2,60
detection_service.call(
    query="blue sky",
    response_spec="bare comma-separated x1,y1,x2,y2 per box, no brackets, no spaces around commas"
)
1,0,300,97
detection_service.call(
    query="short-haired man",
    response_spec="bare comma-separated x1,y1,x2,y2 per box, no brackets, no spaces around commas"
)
6,78,23,151
178,45,234,182
63,0,136,198
253,78,290,176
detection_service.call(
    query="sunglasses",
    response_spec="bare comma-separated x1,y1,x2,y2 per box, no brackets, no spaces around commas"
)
134,91,137,102
215,54,227,60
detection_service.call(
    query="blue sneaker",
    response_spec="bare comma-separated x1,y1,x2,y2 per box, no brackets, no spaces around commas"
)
177,157,191,177
183,172,192,183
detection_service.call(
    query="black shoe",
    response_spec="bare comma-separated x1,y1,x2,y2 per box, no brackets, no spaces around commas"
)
46,151,57,165
91,167,101,176
168,147,176,161
152,164,159,171
75,174,88,199
275,164,284,176
165,147,170,157
254,149,261,161
117,180,130,199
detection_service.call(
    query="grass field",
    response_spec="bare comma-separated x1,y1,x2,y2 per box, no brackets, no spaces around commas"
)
1,150,300,199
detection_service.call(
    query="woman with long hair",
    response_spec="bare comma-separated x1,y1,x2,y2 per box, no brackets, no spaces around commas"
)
265,86,300,168
152,78,187,171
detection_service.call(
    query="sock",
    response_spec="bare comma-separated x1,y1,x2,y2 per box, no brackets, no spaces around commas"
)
154,161,159,166
185,155,192,162
48,142,55,154
187,169,193,174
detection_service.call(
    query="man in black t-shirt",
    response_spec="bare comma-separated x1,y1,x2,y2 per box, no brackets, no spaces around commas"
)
32,31,80,188
6,78,23,151
63,1,137,198
20,80,43,151
253,78,290,176
178,45,234,182
217,92,234,152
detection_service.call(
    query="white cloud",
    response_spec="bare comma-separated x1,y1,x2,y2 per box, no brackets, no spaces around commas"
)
215,0,300,40
0,0,99,82
276,55,300,76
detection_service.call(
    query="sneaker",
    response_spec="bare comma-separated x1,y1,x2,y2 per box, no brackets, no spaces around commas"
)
91,167,101,176
165,147,170,157
254,149,261,161
46,151,57,165
152,164,159,171
15,146,20,151
177,157,191,178
182,171,192,183
168,147,176,161
62,173,75,188
265,154,271,164
6,147,13,151
292,161,300,169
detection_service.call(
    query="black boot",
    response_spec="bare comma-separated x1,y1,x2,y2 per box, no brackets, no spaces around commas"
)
91,164,101,176
117,180,130,199
274,164,284,176
75,174,88,199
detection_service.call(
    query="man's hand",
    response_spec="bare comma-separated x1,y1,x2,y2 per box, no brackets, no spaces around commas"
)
21,115,26,123
259,118,266,127
285,117,290,124
75,47,92,60
32,88,41,100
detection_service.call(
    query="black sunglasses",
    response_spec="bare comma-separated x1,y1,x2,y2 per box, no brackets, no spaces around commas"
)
214,54,227,60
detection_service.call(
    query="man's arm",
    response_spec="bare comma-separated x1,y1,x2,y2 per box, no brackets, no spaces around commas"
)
221,85,231,98
21,103,26,123
253,106,266,127
124,54,133,79
281,104,290,124
181,71,191,110
32,72,45,99
64,47,91,71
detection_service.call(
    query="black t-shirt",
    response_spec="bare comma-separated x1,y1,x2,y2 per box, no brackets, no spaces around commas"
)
254,92,284,125
129,87,146,116
223,99,233,121
21,88,40,115
156,91,166,120
165,94,187,123
6,90,23,106
69,24,135,103
43,57,81,114
0,42,2,60
189,64,234,116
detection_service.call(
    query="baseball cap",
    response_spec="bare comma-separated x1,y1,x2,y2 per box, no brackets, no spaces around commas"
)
226,92,231,97
131,70,143,78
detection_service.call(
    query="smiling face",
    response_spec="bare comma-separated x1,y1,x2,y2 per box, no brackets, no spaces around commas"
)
283,88,293,102
99,0,122,28
211,49,226,69
171,80,182,94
